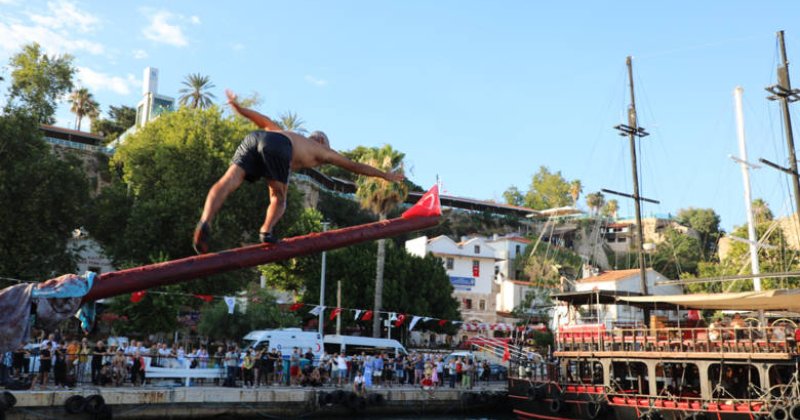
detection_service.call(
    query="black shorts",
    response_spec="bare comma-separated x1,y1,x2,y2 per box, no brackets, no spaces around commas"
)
231,131,293,183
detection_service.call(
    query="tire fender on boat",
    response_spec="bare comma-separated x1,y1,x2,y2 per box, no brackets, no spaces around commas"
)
586,400,607,420
789,404,800,420
771,405,789,420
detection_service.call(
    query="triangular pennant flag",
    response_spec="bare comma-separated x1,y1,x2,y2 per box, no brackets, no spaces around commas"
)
130,290,146,303
194,294,213,303
401,185,441,219
394,313,407,327
354,309,363,320
329,307,342,321
361,310,373,321
389,312,398,321
224,296,236,314
438,319,448,327
309,305,325,316
409,315,423,331
423,317,432,322
289,302,304,311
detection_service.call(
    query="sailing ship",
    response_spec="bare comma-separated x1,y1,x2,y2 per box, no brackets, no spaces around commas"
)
507,31,800,420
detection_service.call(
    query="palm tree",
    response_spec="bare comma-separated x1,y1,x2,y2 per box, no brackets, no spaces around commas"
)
277,111,307,134
603,199,619,219
355,145,408,338
178,73,216,109
569,180,582,206
69,88,100,131
586,192,605,215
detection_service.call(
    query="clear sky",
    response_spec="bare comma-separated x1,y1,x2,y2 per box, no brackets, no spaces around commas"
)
2,0,800,231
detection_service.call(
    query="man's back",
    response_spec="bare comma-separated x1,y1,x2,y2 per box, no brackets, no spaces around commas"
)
281,131,329,170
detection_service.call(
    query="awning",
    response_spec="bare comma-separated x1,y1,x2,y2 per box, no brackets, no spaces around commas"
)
617,289,800,311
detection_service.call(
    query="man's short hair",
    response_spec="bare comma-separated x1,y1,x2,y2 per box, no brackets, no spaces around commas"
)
309,131,329,148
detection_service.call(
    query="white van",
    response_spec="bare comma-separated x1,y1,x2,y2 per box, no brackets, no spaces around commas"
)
323,335,408,356
242,328,322,361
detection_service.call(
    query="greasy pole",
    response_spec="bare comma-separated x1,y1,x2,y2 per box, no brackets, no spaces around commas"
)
82,186,441,303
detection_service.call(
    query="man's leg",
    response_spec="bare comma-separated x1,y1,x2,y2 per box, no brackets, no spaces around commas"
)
259,180,287,242
194,165,245,253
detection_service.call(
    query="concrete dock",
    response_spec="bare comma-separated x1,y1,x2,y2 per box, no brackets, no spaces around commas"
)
2,384,508,419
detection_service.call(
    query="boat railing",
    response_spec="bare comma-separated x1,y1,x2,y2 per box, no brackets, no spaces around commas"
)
557,324,797,354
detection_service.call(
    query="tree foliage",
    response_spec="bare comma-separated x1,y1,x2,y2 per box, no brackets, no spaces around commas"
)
585,191,605,215
650,228,702,280
524,166,576,210
198,286,299,341
0,109,89,283
503,186,524,206
675,207,721,261
92,105,136,142
178,73,216,109
277,111,307,134
6,43,76,124
69,87,100,131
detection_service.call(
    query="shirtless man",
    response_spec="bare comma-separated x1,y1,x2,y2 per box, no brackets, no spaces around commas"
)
193,89,404,254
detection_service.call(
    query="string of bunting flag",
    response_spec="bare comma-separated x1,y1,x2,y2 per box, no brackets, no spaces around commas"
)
125,290,538,333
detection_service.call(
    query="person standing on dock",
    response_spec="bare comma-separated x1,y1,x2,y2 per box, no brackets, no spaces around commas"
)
193,90,404,254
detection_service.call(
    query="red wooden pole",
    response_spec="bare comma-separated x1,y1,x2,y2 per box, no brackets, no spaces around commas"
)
82,186,442,302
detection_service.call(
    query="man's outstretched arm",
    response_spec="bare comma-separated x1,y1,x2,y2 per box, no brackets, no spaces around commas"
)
323,150,405,182
226,89,282,131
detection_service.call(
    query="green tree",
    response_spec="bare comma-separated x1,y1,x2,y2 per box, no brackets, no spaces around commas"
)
92,105,136,141
0,110,89,282
585,191,605,215
277,111,307,134
6,43,76,124
675,207,721,261
524,166,575,210
178,73,216,109
752,199,773,224
68,87,100,131
198,285,299,341
503,186,524,206
354,145,408,337
651,228,702,279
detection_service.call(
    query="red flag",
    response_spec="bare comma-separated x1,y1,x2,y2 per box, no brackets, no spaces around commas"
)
394,313,406,327
329,307,342,321
438,319,448,327
503,342,511,362
289,302,304,311
401,185,441,219
361,310,373,321
130,290,146,303
194,294,213,303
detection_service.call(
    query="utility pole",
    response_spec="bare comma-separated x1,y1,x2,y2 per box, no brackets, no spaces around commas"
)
318,222,330,337
766,30,800,217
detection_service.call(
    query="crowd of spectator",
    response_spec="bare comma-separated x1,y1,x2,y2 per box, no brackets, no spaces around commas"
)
0,332,504,392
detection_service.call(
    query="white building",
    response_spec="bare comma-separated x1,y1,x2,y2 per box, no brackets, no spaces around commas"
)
486,234,547,318
405,235,499,325
67,231,116,276
571,268,683,328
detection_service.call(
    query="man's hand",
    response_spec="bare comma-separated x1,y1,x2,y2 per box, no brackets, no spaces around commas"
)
225,89,238,106
384,171,405,183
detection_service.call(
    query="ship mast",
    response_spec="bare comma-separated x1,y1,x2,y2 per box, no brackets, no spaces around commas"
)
604,56,659,297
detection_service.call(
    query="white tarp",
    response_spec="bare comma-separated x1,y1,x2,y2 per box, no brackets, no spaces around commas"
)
617,289,800,311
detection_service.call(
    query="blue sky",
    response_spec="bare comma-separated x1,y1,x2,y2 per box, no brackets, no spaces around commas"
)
2,1,800,231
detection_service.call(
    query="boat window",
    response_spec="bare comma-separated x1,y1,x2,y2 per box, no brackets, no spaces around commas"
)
611,361,649,394
566,360,603,385
708,363,759,400
768,364,795,389
655,362,700,397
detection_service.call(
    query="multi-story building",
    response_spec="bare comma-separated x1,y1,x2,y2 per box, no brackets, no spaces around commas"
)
405,235,499,326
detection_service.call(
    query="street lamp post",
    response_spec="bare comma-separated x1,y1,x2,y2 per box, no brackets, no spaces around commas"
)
318,222,330,337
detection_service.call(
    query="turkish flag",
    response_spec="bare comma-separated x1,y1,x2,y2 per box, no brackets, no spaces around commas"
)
394,313,406,327
130,290,146,303
194,294,213,303
329,307,342,321
289,302,304,311
401,185,441,219
361,310,374,321
438,319,448,327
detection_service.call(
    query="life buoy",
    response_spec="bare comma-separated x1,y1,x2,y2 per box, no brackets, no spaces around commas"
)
84,394,106,415
549,398,563,413
1,392,15,409
789,404,800,420
64,395,86,415
773,406,790,420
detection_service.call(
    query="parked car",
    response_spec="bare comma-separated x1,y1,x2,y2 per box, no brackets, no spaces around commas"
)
489,363,508,380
